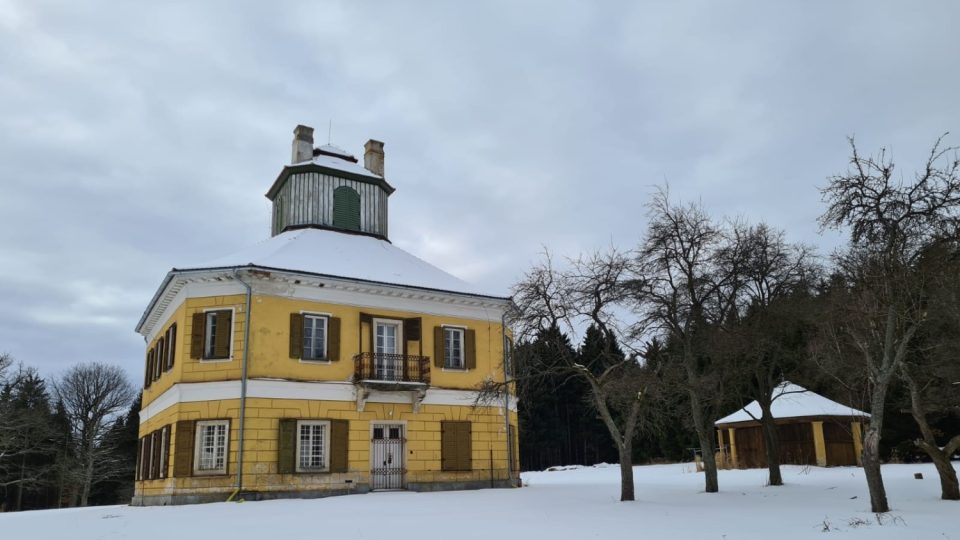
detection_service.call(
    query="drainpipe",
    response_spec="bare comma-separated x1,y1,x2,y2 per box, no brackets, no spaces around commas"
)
501,310,514,487
232,269,253,498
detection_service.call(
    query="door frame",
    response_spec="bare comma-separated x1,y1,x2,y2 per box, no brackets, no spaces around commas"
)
369,420,407,490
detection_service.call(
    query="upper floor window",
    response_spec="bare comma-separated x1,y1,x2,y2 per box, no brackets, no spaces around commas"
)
433,325,476,371
190,309,233,361
165,323,177,371
302,314,328,361
333,186,361,231
444,327,465,369
204,312,218,358
289,313,341,362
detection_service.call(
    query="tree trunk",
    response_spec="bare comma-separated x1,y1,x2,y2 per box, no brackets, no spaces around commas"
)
687,387,719,493
903,369,960,500
759,402,783,486
16,456,25,511
618,443,635,501
929,451,960,501
80,454,95,507
862,423,889,513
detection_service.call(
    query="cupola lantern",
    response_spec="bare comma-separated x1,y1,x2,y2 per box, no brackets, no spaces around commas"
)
265,124,395,239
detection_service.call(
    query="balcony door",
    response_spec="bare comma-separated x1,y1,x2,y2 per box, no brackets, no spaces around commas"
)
374,319,402,381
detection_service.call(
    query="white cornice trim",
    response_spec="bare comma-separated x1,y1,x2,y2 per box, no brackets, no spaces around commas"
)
139,379,517,423
139,268,511,341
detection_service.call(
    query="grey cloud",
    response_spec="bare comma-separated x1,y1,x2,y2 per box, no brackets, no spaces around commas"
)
1,0,957,382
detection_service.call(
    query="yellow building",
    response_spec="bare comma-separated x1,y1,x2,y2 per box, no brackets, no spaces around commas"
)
132,125,517,505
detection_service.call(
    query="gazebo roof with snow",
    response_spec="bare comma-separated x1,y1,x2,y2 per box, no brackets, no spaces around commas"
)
715,382,869,428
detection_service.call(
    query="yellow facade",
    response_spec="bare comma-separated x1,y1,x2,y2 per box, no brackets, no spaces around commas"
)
134,128,516,505
142,295,505,400
135,291,517,504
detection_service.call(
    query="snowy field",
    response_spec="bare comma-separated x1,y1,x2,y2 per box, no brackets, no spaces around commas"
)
2,462,957,539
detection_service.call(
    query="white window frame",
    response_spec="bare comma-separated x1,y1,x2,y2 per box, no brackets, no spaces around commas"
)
442,325,467,371
372,318,404,381
201,307,235,363
155,337,164,380
299,312,330,363
372,318,403,354
193,420,230,475
295,420,331,473
158,426,168,479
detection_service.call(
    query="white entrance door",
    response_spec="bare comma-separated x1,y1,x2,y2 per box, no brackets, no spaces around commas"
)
374,320,401,381
371,423,405,490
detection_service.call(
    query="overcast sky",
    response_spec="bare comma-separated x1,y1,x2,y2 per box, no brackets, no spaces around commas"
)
1,1,958,383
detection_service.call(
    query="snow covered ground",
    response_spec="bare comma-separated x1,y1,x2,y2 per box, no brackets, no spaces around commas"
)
3,462,957,539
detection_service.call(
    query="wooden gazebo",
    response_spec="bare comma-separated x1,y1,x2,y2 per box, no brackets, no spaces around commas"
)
715,382,868,469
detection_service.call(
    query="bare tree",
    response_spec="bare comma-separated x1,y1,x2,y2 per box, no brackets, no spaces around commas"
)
492,249,655,501
637,189,748,493
727,224,819,487
54,363,135,507
897,244,960,500
818,134,960,512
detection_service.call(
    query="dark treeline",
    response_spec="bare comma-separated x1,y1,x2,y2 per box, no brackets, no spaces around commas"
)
516,313,958,472
0,357,137,512
516,325,691,471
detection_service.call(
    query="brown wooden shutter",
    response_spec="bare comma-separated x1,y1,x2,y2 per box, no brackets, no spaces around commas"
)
441,421,472,471
288,313,303,359
173,420,196,477
142,436,151,480
151,430,162,479
190,312,204,359
148,349,156,387
134,438,141,481
278,419,297,474
166,324,177,371
359,313,373,353
213,310,232,358
155,337,164,380
136,437,145,480
144,351,152,388
329,420,349,473
403,317,422,341
434,326,444,368
141,432,153,479
327,317,341,361
457,421,473,471
464,329,477,370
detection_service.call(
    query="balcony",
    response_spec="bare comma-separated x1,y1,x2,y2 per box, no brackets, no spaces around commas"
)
353,352,431,390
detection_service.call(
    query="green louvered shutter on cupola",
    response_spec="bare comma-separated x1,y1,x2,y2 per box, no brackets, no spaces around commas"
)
333,186,361,231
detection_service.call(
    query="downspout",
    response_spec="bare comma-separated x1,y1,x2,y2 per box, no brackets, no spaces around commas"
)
232,269,253,499
501,310,514,487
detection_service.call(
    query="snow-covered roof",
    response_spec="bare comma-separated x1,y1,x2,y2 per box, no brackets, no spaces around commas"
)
715,382,869,426
178,227,507,299
301,152,382,179
315,143,355,160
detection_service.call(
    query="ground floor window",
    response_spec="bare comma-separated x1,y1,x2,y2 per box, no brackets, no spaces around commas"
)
194,420,229,474
296,420,330,472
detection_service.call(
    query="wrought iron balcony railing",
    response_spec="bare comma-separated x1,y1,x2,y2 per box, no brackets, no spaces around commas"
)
353,352,431,386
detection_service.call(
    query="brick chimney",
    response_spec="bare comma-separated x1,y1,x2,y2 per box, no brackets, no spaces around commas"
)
364,139,385,177
291,125,314,164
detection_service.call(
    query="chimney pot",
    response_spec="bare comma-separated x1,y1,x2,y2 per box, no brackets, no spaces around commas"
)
364,139,385,177
292,125,315,164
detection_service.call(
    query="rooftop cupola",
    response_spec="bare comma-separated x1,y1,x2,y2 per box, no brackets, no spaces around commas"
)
266,124,395,239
